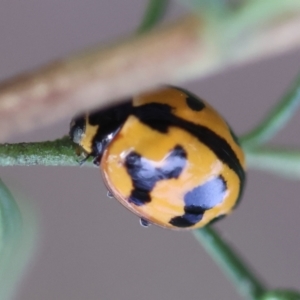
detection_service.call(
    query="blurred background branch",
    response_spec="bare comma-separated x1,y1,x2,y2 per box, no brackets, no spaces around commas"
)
0,1,299,141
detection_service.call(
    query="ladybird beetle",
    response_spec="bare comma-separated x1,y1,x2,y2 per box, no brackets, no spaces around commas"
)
69,86,246,230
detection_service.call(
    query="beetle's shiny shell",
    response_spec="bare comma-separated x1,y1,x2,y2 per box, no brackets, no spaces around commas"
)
98,87,245,229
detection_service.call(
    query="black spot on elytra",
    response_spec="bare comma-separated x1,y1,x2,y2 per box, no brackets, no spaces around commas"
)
169,176,227,228
131,103,173,133
130,189,151,206
125,145,187,206
186,96,205,111
169,213,203,228
171,86,206,111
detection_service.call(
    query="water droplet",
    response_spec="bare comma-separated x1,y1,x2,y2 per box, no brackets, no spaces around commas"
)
140,218,151,228
107,190,114,198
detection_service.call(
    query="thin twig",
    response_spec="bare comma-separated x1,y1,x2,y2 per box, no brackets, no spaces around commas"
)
193,227,267,300
240,73,300,148
0,137,93,167
245,147,300,179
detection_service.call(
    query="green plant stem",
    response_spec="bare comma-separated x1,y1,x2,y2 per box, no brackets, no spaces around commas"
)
0,179,22,300
245,147,300,179
0,137,92,167
193,226,266,300
137,0,170,34
175,0,236,16
261,289,300,300
223,0,300,36
240,73,300,149
0,179,36,300
176,0,300,22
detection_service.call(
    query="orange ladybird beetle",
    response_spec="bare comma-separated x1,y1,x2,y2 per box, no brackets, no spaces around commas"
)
69,86,246,230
